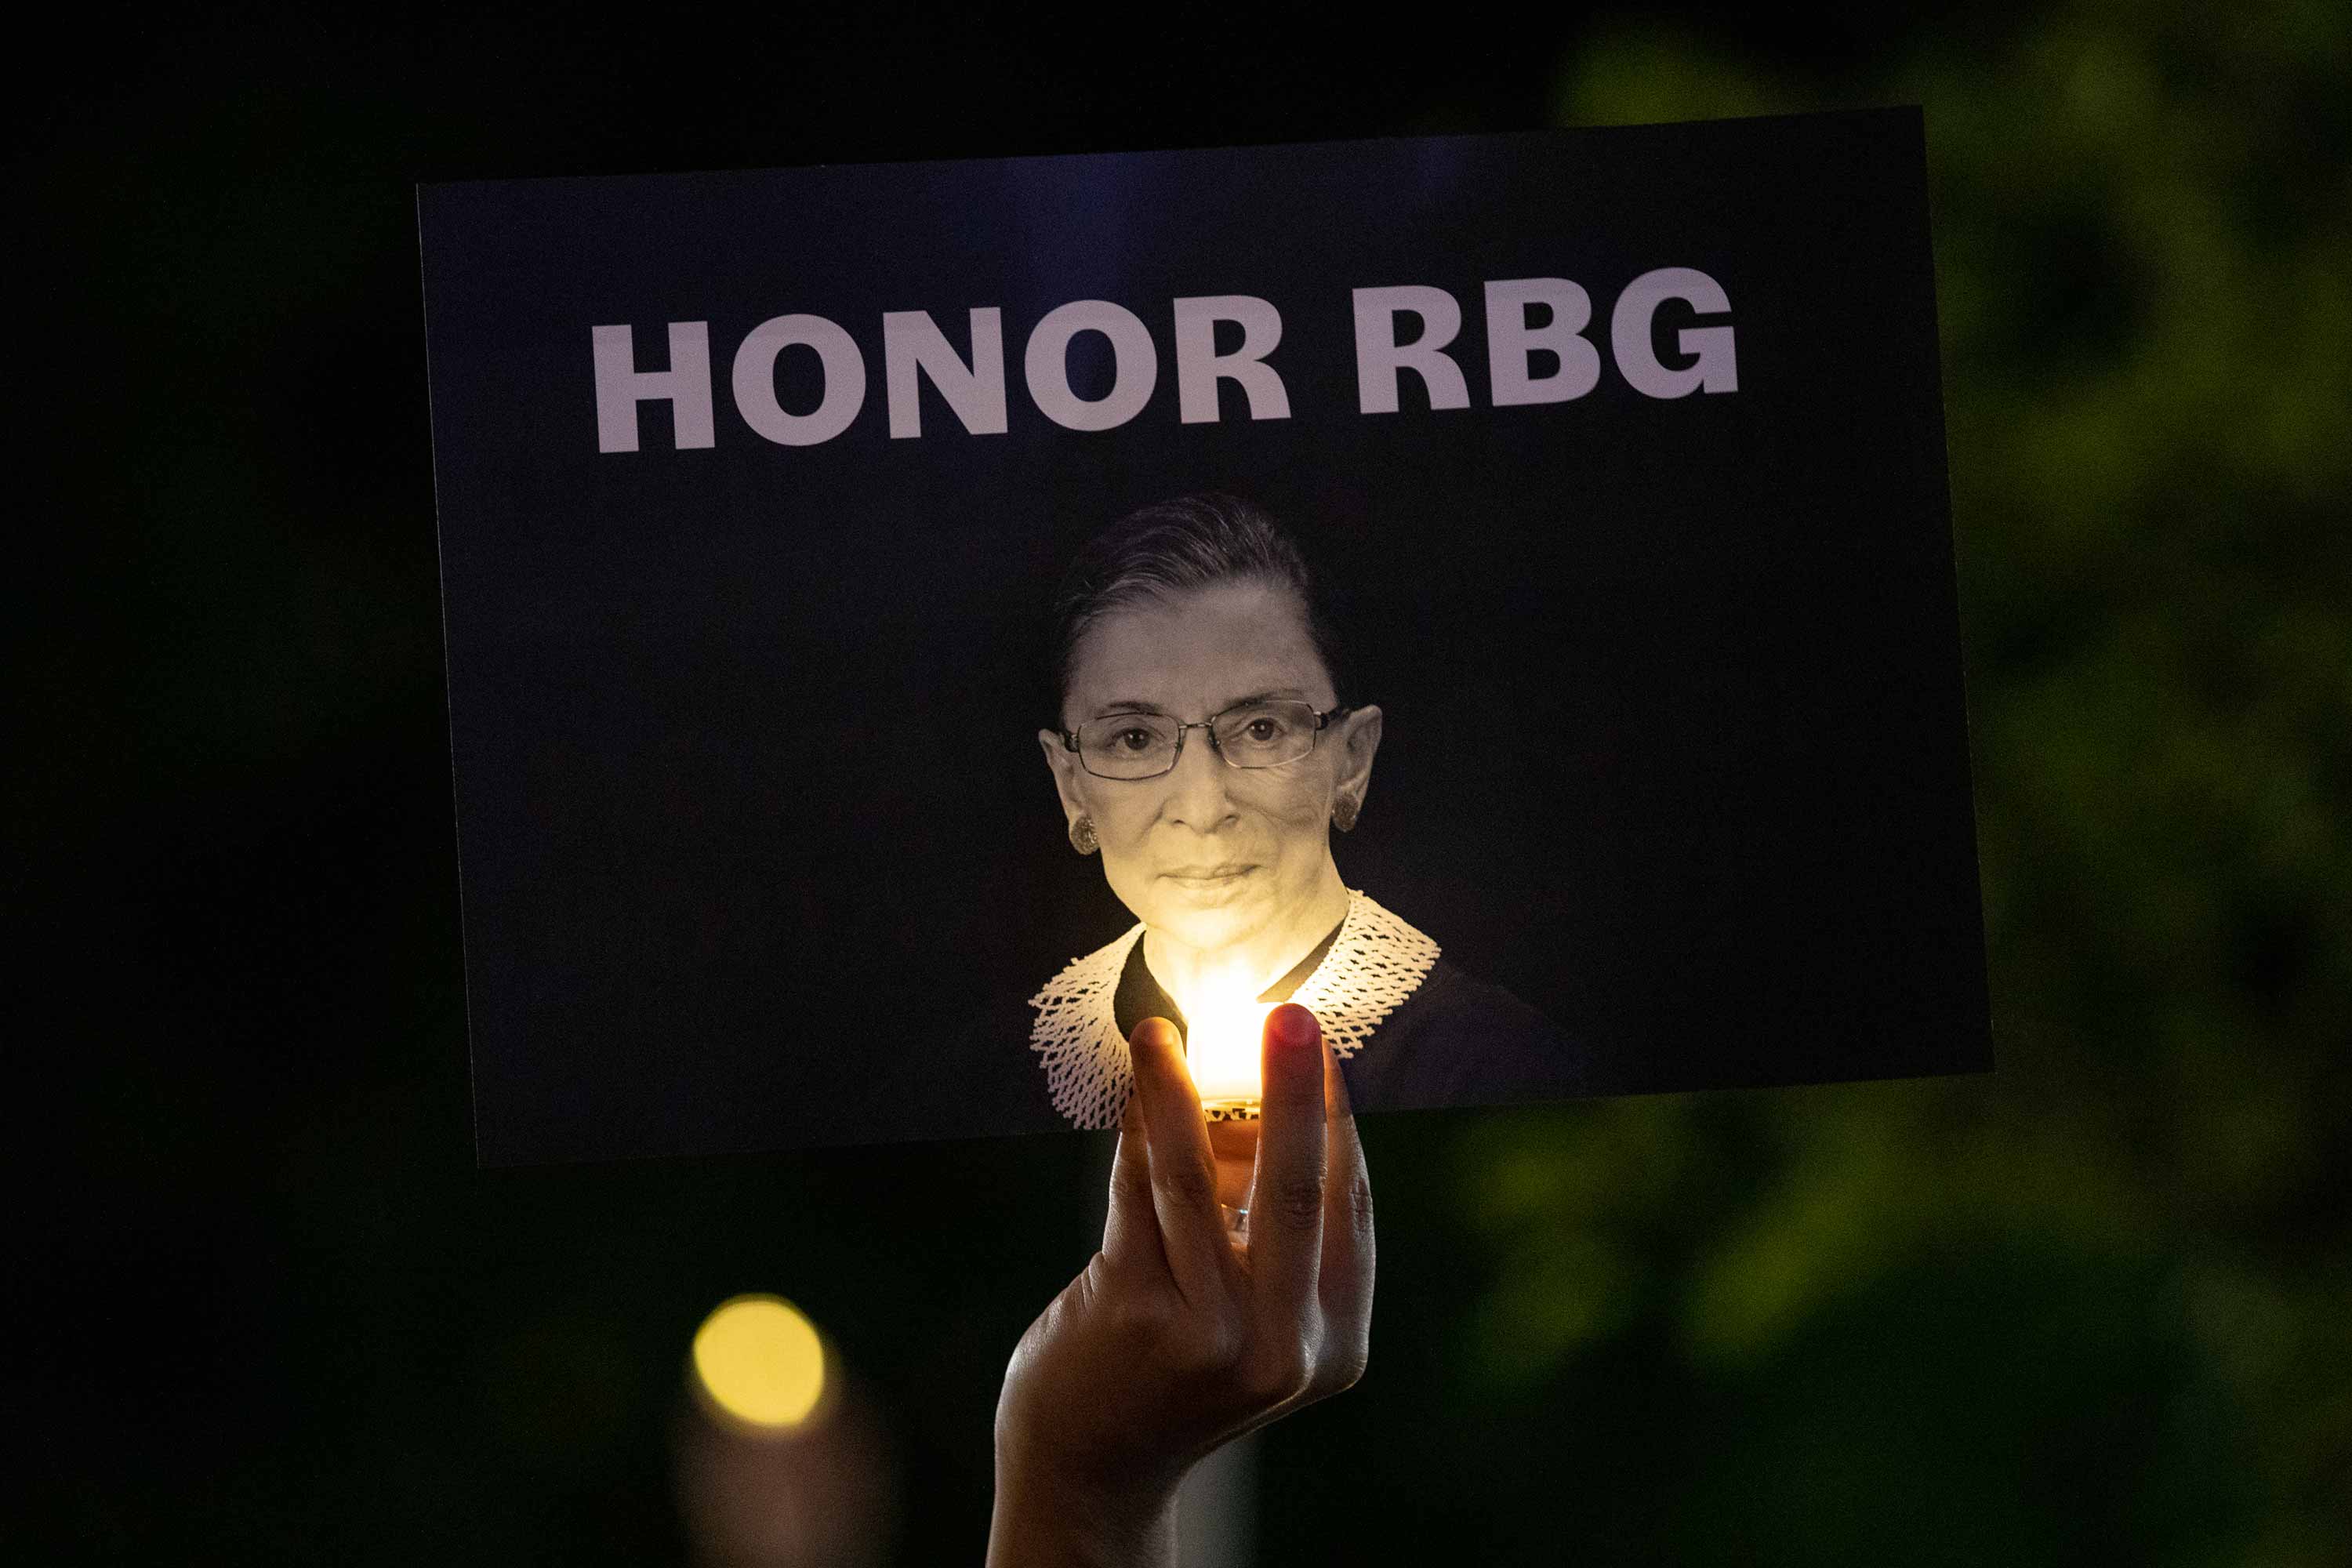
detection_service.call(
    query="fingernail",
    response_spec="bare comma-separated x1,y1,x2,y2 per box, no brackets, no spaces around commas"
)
1266,1003,1320,1054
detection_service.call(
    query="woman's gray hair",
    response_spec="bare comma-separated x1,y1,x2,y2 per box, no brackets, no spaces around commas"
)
1051,493,1345,717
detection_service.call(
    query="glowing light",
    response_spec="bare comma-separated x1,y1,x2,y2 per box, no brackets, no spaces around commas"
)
1179,981,1272,1113
691,1294,827,1431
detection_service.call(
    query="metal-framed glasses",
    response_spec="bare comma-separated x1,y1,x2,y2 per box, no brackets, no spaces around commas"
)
1059,699,1355,781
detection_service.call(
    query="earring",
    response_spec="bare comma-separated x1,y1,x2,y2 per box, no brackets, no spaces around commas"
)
1331,797,1359,833
1069,815,1099,855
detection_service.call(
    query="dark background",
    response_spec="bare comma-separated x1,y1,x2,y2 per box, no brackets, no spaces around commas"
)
22,2,2349,1563
423,111,1982,1163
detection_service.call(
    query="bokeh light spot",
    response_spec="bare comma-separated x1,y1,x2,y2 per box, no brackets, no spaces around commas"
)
691,1294,826,1430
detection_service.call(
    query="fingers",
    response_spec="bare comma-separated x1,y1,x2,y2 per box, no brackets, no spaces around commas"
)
1100,1083,1163,1276
1207,1117,1260,1218
1316,1040,1374,1377
1247,1004,1329,1326
1127,1016,1232,1304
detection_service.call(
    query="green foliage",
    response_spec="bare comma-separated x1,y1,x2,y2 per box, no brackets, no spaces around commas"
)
1456,2,2352,1561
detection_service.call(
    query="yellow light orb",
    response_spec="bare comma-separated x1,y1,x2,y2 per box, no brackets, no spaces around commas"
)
691,1294,827,1431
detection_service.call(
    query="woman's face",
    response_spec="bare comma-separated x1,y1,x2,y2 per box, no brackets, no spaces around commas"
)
1040,578,1381,956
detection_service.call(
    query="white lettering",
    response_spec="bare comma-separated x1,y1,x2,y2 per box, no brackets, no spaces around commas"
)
731,314,868,445
1171,296,1290,424
1024,300,1159,431
882,308,1008,438
591,322,715,453
1352,285,1471,415
1483,278,1601,406
1610,267,1738,398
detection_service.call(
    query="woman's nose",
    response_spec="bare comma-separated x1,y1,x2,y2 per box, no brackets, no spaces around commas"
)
1160,728,1237,827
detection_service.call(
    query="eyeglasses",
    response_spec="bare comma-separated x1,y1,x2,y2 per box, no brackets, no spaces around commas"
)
1058,699,1354,781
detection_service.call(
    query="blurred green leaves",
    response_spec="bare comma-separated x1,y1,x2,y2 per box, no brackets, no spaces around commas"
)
1457,1,2352,1560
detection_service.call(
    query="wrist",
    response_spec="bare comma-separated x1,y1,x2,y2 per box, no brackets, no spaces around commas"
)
987,1438,1182,1568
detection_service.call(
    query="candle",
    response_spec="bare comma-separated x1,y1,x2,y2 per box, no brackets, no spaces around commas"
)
1178,980,1272,1119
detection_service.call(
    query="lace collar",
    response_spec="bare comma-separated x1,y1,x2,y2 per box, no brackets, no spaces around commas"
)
1028,889,1441,1129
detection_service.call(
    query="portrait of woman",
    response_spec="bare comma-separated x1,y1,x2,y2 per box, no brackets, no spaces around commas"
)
1022,493,1590,1129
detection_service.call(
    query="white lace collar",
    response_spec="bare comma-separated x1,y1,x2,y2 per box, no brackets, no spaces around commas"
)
1027,889,1441,1129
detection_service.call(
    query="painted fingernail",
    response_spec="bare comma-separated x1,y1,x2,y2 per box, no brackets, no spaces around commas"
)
1266,1003,1320,1054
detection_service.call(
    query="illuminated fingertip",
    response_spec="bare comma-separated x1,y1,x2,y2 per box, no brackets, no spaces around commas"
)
1129,1014,1181,1051
1266,1002,1321,1049
691,1294,828,1433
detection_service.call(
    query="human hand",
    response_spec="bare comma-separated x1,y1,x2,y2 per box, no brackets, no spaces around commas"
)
986,1004,1374,1568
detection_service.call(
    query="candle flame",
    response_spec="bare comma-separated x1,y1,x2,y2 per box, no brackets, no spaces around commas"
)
1179,979,1272,1110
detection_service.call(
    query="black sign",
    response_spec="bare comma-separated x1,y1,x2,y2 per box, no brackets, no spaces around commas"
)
421,107,1987,1164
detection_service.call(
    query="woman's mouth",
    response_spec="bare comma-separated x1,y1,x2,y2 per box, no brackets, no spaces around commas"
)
1160,864,1258,887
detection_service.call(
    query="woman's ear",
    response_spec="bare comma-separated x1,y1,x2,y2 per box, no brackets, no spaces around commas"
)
1334,704,1382,811
1037,728,1088,828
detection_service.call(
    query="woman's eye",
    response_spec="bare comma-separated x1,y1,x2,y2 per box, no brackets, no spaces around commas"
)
1115,728,1154,751
1245,719,1279,742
